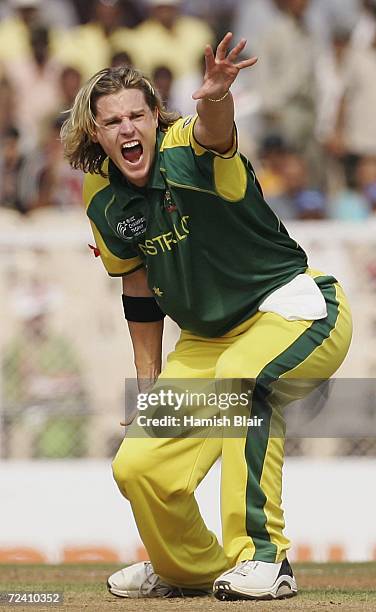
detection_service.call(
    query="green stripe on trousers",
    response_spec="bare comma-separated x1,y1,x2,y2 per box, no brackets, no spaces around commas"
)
245,281,340,561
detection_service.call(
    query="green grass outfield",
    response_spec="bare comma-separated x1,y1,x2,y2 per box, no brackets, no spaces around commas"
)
0,562,375,611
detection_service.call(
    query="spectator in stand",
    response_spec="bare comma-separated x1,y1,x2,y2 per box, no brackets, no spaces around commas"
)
268,152,326,220
232,0,287,55
0,0,42,61
71,0,147,27
54,0,135,80
110,50,134,68
3,25,63,151
35,0,78,31
19,116,83,212
181,0,238,41
315,26,352,193
295,189,326,220
232,0,358,52
315,26,351,149
119,0,149,27
327,27,376,189
152,65,174,108
256,0,318,176
0,0,79,32
328,168,370,221
256,135,288,200
170,53,205,116
351,0,376,50
0,2,10,19
356,155,376,212
328,154,376,220
0,126,26,214
0,0,80,95
365,185,376,213
58,66,82,112
133,0,214,79
0,73,15,137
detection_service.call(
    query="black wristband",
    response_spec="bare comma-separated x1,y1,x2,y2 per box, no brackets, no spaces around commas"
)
122,294,165,322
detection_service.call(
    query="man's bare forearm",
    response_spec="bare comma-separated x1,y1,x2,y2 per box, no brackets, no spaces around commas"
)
128,319,163,386
122,269,163,387
195,94,235,153
192,32,257,154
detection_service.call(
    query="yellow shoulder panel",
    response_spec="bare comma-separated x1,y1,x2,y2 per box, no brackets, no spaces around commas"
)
213,155,247,202
212,127,247,202
161,116,196,150
90,220,143,276
162,115,220,157
83,159,110,210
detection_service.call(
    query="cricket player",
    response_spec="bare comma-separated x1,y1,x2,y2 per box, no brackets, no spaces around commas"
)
62,33,352,600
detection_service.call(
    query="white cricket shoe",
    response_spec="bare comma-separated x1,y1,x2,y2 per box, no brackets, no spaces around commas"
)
213,558,297,601
107,561,210,599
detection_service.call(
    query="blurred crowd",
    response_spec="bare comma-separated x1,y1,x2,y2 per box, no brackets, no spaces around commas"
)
1,0,376,221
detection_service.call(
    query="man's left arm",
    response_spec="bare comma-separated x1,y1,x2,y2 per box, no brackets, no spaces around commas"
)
193,32,258,154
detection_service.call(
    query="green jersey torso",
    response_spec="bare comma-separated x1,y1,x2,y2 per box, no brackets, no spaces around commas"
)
84,116,308,337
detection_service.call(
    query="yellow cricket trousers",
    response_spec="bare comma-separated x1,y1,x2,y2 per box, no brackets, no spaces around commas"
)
112,272,352,590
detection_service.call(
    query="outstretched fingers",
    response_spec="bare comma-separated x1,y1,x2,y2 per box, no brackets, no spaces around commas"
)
213,32,258,71
204,44,216,71
215,31,233,61
193,33,257,99
235,56,258,70
227,38,247,63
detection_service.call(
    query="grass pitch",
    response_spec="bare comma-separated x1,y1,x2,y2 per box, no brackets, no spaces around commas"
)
0,562,375,611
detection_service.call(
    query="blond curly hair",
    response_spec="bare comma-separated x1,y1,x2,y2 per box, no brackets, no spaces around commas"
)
61,66,180,176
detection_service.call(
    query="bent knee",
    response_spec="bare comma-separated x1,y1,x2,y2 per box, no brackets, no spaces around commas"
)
112,444,150,496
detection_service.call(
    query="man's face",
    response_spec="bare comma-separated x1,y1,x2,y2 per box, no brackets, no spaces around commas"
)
94,88,158,187
153,6,179,29
94,1,121,31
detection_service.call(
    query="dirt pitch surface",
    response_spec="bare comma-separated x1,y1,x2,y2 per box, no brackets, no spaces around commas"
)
0,562,375,612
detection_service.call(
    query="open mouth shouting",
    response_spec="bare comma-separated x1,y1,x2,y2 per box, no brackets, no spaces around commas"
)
121,140,144,164
94,88,158,186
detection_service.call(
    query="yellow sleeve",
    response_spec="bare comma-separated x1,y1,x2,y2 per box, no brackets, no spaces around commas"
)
83,164,109,211
84,169,143,277
90,221,143,277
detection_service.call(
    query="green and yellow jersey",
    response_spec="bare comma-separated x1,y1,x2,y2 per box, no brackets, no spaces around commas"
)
84,116,308,337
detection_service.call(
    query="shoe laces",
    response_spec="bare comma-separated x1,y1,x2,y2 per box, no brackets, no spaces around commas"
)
139,562,182,598
232,560,260,577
